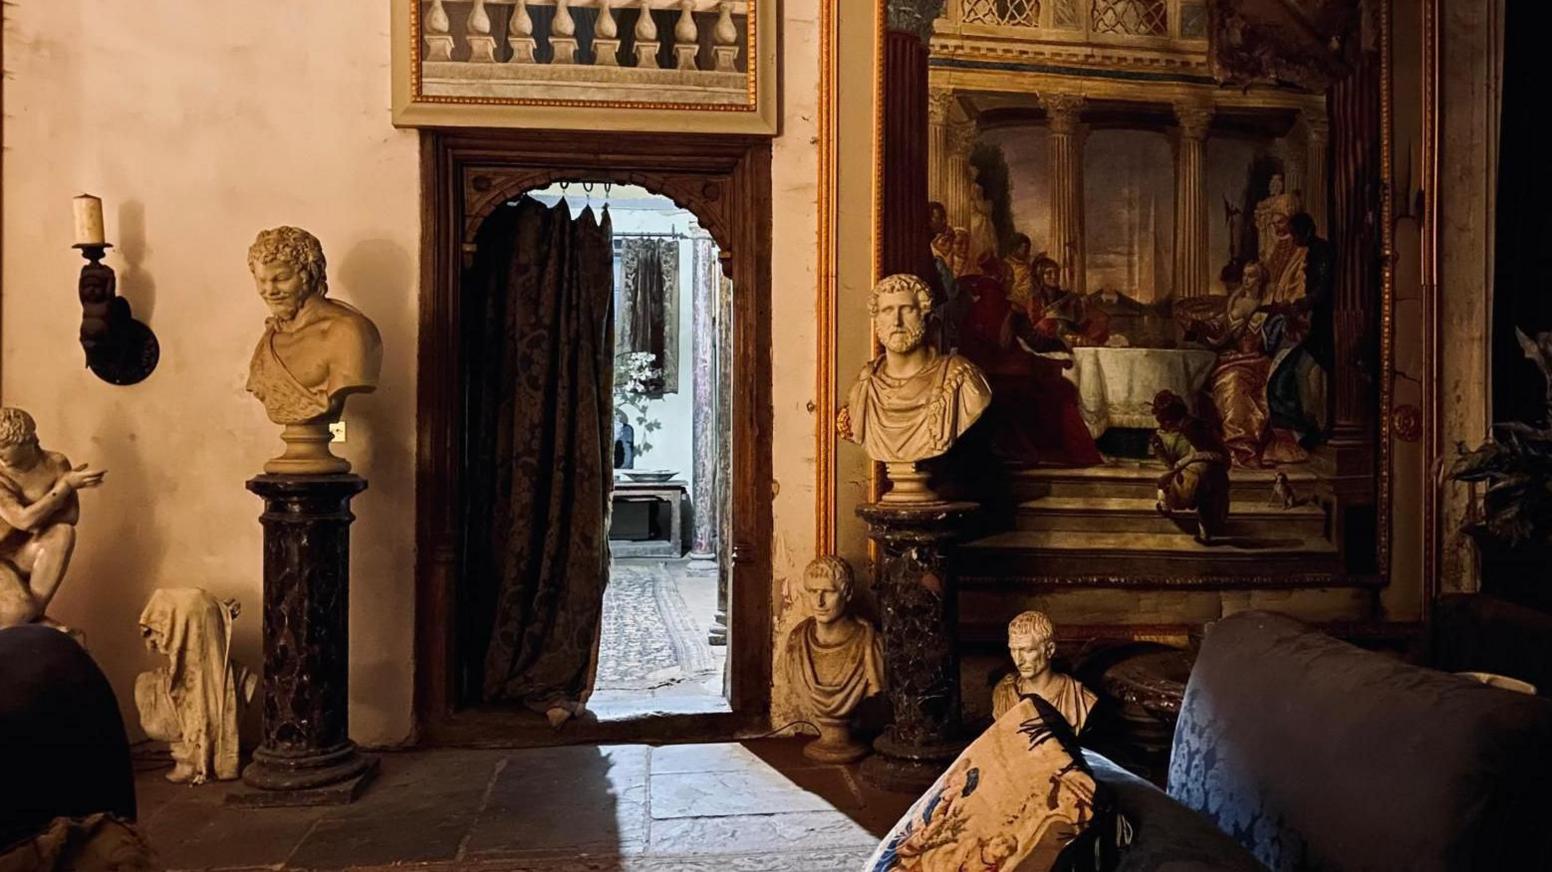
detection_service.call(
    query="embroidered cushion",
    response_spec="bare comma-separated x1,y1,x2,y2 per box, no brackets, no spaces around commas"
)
866,694,1114,872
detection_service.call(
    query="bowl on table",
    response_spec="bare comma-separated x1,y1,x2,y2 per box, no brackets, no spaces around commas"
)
618,469,677,483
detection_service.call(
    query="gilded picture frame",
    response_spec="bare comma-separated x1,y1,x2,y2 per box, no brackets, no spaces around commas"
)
391,0,778,134
820,0,1400,593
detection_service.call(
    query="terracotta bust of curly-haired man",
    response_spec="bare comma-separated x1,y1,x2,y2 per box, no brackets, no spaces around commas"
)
245,226,382,473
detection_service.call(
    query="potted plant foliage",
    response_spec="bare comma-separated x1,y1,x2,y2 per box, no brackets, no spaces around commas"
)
613,351,663,469
1449,329,1552,611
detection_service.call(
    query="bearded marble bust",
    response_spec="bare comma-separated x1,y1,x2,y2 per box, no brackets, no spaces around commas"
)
782,555,885,763
840,274,991,502
991,610,1096,734
245,226,382,474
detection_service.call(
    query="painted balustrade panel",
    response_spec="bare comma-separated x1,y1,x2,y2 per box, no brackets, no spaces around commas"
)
945,0,1207,47
419,0,750,107
935,0,1210,79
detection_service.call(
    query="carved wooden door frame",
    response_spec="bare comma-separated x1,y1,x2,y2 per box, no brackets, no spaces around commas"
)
415,129,773,743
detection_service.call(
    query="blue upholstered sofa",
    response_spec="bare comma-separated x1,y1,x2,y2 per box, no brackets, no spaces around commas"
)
1086,610,1552,871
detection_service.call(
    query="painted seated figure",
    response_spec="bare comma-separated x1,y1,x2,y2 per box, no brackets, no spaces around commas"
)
958,260,1101,469
1149,390,1232,543
991,610,1096,733
1003,233,1035,308
1176,261,1309,467
0,408,105,630
1028,256,1107,348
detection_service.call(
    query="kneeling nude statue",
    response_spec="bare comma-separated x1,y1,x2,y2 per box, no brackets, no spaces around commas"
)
0,408,105,630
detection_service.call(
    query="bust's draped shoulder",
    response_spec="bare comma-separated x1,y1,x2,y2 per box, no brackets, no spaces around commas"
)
992,673,1096,734
844,351,990,463
246,300,384,426
783,616,885,720
943,353,992,404
991,673,1020,721
318,300,384,401
247,325,321,425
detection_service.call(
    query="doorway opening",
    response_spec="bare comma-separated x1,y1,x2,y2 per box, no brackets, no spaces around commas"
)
415,129,773,745
455,184,732,724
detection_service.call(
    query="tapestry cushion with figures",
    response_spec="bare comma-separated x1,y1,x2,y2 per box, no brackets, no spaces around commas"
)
865,694,1119,872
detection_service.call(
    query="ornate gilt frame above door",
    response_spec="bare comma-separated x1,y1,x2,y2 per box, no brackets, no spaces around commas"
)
392,0,778,134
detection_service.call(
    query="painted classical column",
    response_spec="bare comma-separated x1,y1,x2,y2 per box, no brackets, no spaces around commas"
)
1304,114,1330,232
881,0,945,279
1045,93,1087,292
689,238,719,567
1173,104,1213,298
1326,57,1381,501
928,89,954,219
945,119,978,230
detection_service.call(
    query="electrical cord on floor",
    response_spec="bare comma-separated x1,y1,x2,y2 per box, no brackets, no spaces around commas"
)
633,720,823,749
742,719,821,740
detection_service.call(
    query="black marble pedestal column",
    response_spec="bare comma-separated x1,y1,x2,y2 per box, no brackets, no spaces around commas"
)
228,474,378,807
857,500,977,793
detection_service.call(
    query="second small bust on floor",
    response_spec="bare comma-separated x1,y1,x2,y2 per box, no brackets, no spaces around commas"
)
783,556,886,762
991,610,1096,734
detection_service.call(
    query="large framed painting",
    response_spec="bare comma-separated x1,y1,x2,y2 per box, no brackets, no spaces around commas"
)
891,0,1394,592
391,0,778,134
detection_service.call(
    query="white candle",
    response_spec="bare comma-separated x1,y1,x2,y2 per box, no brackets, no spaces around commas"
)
73,194,106,246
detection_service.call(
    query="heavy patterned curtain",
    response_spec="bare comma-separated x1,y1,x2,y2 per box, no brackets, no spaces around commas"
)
618,238,680,395
461,196,615,715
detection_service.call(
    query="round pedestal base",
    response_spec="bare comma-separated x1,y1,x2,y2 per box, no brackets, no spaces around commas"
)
266,422,350,475
880,461,939,504
242,741,374,792
802,719,870,764
858,728,967,794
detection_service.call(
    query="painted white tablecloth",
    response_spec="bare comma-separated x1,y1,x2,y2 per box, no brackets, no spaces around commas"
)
1062,347,1219,436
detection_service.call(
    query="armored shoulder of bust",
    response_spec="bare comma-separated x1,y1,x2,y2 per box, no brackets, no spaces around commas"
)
835,405,854,441
942,354,976,382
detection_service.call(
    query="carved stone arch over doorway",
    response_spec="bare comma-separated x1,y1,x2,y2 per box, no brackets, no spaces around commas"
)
415,129,773,743
463,169,739,268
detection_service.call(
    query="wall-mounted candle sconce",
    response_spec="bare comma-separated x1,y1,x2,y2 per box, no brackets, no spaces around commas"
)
73,194,159,385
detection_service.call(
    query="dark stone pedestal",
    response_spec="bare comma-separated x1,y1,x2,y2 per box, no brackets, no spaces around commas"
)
228,474,376,808
856,500,977,794
1095,648,1195,787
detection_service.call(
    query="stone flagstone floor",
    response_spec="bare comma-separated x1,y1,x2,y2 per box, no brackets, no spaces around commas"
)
135,740,913,871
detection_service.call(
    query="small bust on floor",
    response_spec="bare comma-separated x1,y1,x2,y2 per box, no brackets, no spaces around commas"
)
782,555,886,762
992,610,1096,735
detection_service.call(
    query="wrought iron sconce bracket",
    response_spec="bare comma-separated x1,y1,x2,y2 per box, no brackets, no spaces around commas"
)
75,243,159,386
